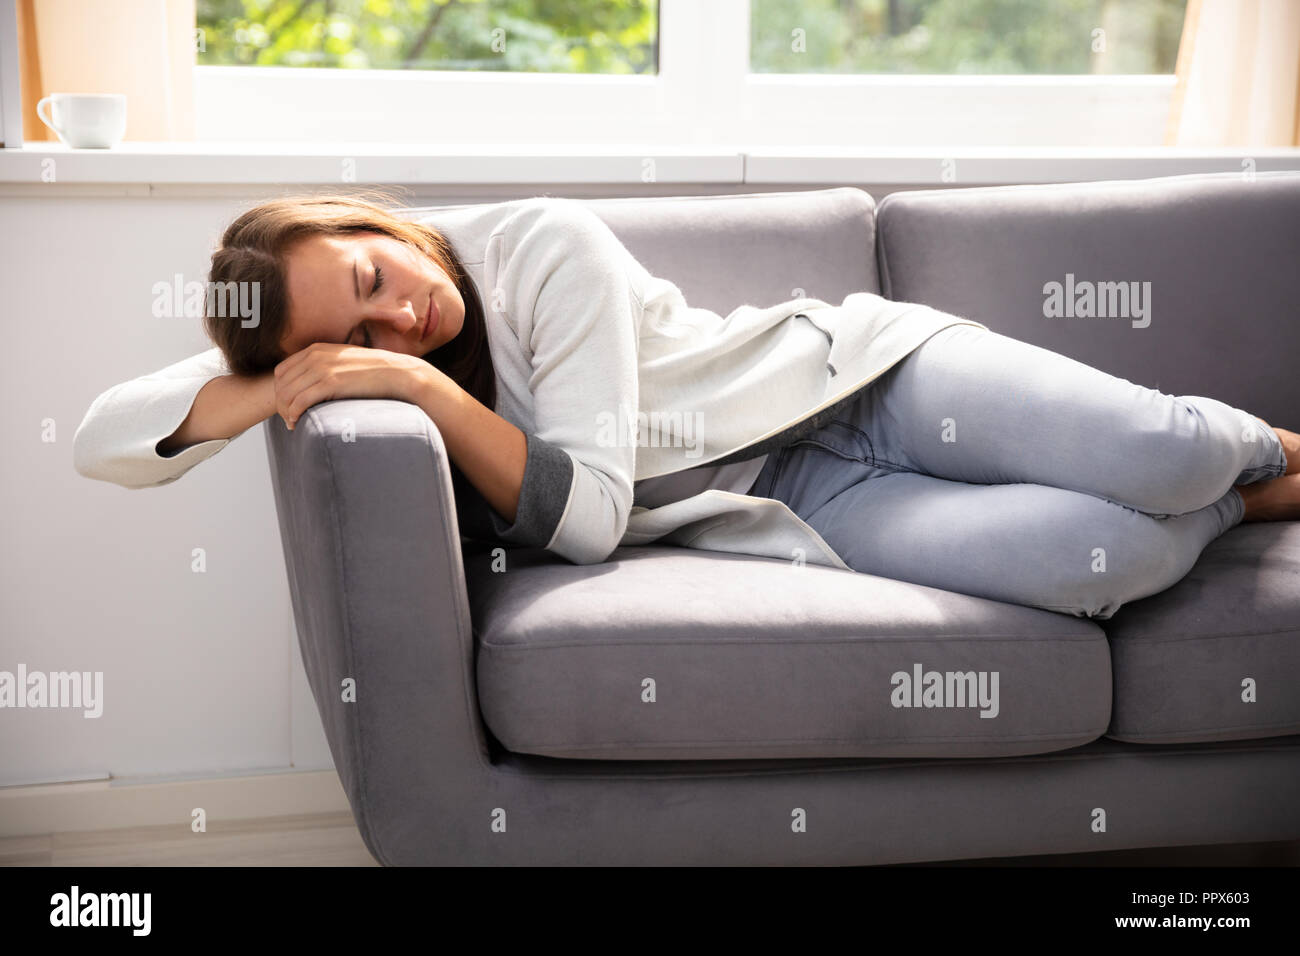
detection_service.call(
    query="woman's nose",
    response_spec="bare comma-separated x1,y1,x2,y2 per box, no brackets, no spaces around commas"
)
377,299,419,332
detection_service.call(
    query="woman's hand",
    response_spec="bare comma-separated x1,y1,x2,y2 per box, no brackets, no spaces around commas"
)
273,342,438,430
272,340,528,526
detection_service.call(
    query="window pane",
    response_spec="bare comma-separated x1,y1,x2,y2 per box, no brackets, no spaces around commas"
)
751,0,1187,74
195,0,658,73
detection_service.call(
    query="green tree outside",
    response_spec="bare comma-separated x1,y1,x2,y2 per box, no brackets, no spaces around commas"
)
195,0,659,73
195,0,1186,75
751,0,1187,74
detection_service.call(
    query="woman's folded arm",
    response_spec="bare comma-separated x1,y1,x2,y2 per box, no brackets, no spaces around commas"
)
157,367,276,456
479,198,645,565
73,347,269,489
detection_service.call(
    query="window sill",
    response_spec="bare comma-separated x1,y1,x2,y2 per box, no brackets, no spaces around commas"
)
1,141,1297,187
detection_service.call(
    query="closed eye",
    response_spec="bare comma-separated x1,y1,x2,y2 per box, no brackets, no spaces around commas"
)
353,262,383,347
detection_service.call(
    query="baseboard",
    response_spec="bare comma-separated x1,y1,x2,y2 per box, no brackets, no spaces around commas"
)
0,768,351,838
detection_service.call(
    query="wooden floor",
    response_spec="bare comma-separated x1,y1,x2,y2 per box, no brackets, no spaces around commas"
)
2,812,1296,866
0,812,380,867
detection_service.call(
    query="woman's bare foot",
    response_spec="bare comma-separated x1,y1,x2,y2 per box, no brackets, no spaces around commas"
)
1276,427,1300,475
1236,473,1300,522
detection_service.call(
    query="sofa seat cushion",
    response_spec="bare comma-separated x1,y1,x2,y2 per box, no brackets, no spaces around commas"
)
466,544,1111,760
1103,523,1300,745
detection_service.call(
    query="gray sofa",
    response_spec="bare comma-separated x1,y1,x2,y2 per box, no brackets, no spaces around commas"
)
264,173,1300,866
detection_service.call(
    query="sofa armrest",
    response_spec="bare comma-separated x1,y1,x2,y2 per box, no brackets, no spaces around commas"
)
262,398,495,865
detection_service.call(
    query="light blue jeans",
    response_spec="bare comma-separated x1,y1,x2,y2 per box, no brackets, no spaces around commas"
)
747,324,1289,620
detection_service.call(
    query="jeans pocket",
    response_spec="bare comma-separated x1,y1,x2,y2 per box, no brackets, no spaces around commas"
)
790,419,875,465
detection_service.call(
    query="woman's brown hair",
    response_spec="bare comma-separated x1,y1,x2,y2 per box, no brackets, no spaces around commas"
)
202,188,495,413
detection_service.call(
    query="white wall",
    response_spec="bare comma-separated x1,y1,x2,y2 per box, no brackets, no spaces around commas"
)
1,195,302,786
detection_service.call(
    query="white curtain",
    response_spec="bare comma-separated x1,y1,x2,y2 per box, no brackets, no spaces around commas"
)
1166,0,1300,146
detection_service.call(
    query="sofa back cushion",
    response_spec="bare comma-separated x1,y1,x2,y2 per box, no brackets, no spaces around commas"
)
405,186,884,317
582,186,884,313
876,171,1300,426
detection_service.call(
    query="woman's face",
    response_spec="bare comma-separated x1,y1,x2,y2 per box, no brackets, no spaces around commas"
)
279,230,465,357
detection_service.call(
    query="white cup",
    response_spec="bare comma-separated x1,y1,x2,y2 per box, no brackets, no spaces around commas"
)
36,93,127,148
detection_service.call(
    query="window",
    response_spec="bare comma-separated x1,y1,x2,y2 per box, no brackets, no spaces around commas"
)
196,0,658,73
191,0,1189,148
750,0,1187,75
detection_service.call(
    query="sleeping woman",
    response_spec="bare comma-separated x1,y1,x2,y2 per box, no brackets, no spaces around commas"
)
74,192,1298,620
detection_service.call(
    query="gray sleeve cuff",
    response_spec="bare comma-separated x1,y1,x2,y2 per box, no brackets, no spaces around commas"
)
487,430,575,547
453,431,575,551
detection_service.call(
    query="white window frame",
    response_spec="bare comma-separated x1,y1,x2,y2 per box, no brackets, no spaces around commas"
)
0,0,23,147
194,0,1178,148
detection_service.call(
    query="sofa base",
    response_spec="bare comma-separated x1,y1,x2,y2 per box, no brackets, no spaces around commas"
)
362,734,1300,866
898,838,1300,867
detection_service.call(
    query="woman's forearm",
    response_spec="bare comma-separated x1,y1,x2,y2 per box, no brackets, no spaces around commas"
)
157,371,277,455
412,368,527,524
160,360,526,520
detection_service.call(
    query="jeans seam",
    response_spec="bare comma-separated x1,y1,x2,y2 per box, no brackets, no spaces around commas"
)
763,443,794,498
788,437,869,465
825,418,875,460
828,418,918,474
806,417,913,467
788,438,918,481
848,422,878,465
